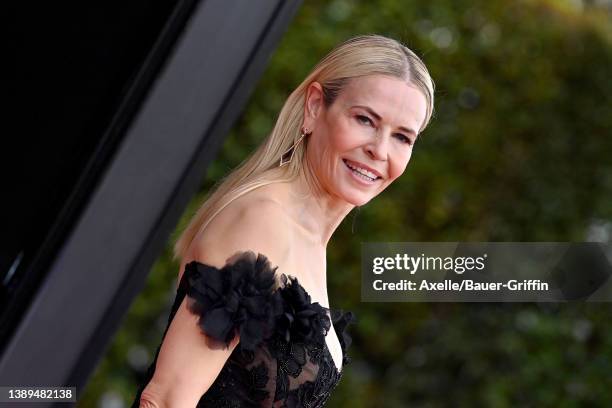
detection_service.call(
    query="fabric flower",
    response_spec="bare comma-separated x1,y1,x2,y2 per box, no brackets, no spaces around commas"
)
184,251,284,352
275,274,331,345
330,309,357,365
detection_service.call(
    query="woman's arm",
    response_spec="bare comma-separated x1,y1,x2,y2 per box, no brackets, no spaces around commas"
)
139,297,240,407
138,198,292,407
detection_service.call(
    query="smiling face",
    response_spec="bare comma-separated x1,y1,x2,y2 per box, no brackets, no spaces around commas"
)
302,74,428,206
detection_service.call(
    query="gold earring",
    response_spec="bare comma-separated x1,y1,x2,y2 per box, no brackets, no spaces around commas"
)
279,129,310,167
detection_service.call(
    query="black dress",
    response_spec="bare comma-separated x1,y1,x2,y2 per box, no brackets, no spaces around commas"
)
131,251,356,407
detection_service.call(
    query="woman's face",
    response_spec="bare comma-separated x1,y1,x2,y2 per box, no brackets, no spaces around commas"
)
303,74,428,206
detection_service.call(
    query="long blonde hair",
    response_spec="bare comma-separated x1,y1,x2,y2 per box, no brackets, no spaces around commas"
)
173,34,435,261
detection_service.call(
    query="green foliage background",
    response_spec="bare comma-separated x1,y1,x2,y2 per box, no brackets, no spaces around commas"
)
81,0,612,406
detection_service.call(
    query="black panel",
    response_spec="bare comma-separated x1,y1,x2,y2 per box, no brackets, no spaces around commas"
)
2,0,186,351
0,0,302,402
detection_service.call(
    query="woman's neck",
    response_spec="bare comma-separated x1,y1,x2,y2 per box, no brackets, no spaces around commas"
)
280,161,354,248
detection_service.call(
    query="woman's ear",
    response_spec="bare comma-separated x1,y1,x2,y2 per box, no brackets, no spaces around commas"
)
303,81,324,130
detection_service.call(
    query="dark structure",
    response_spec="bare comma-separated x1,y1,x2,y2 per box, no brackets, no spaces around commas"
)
0,0,301,403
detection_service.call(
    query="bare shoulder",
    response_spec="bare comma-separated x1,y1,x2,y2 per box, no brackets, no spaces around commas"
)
182,188,293,280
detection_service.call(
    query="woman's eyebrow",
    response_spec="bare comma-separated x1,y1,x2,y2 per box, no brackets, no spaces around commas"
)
352,104,417,137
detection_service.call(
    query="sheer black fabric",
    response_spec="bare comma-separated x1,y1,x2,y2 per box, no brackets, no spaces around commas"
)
131,251,356,407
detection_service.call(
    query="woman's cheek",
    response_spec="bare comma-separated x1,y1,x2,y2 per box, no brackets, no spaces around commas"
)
391,156,411,179
334,129,357,151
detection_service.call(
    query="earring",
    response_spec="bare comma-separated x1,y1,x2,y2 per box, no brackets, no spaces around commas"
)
279,129,310,167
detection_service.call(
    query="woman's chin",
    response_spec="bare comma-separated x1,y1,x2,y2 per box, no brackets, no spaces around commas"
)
339,190,375,207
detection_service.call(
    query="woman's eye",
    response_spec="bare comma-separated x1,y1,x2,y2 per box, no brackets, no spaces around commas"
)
356,115,373,126
395,134,413,145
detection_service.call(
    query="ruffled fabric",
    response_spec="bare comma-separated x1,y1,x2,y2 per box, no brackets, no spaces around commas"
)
183,250,340,356
183,251,285,353
330,309,357,365
274,273,331,345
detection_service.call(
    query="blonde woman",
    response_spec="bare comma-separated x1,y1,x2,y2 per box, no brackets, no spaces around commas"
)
133,34,435,407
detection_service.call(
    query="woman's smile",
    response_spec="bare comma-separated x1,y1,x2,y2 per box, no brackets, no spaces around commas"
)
342,158,381,185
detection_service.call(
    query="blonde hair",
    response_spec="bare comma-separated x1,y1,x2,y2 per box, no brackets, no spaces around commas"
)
173,34,435,261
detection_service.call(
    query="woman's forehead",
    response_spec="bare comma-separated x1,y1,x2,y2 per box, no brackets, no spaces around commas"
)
337,75,427,131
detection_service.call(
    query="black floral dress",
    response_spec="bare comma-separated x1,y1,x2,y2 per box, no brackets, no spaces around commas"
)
131,251,356,407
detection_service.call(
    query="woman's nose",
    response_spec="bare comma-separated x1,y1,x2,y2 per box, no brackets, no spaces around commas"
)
366,130,389,161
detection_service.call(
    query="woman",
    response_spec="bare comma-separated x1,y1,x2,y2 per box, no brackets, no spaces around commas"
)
133,34,434,407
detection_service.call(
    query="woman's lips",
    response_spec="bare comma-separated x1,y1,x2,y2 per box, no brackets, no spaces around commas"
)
343,159,380,185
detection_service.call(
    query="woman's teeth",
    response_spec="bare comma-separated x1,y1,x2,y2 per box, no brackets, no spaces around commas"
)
344,159,379,181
